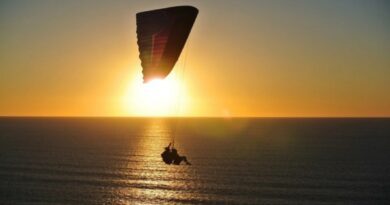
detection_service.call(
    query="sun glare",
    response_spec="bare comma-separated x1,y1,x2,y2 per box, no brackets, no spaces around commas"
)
125,73,184,116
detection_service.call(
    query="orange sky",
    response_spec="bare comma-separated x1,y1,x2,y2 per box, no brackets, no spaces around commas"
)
0,0,389,117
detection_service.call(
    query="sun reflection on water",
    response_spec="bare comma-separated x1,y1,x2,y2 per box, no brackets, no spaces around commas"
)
123,119,199,204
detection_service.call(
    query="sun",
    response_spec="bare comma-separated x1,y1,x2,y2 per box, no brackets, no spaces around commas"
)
124,73,184,116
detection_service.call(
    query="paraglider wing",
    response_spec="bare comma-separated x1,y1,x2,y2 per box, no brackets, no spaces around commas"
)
136,6,198,82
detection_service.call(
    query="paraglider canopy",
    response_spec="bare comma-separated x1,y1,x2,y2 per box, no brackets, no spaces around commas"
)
136,6,198,83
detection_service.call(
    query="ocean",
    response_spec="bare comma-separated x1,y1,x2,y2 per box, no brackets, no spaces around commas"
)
0,117,389,204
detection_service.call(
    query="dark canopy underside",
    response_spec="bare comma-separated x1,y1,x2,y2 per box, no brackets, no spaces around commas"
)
136,6,198,82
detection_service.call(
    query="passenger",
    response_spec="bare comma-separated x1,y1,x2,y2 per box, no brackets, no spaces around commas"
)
161,143,173,164
171,148,191,165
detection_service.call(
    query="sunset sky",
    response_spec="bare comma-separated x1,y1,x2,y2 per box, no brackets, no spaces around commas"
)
1,0,389,117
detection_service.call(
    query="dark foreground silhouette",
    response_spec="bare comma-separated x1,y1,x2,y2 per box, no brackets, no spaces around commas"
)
161,143,191,165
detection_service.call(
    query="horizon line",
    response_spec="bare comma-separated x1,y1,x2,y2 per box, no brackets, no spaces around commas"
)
1,115,389,119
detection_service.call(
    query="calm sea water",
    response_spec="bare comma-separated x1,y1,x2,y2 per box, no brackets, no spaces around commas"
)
0,118,389,204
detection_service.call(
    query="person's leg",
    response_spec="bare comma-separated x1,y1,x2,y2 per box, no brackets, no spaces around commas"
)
182,156,191,165
173,157,183,165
